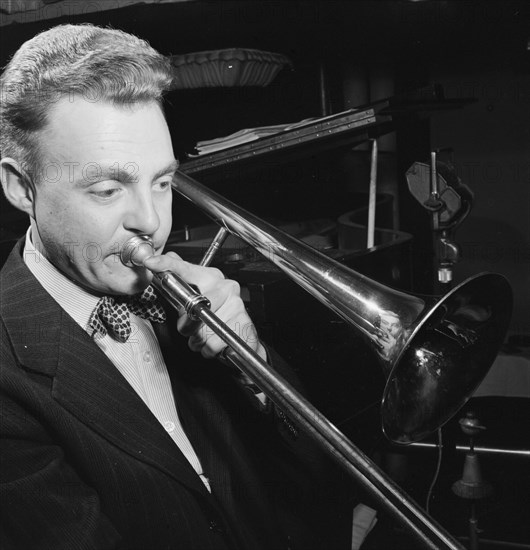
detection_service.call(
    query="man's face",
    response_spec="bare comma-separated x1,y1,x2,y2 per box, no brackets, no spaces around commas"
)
32,97,175,295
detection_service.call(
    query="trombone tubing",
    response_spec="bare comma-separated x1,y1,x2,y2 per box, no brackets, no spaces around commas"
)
168,171,464,549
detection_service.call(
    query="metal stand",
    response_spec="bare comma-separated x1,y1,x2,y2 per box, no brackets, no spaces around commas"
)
452,412,493,550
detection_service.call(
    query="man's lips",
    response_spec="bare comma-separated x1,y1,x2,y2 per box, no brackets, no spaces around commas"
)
108,241,163,264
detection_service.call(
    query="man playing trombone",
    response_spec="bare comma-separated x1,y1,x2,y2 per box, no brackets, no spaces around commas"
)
0,24,345,550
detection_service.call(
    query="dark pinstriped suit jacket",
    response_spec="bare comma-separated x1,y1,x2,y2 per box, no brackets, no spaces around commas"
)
0,240,326,550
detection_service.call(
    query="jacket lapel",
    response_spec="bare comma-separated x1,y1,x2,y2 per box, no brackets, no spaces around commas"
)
1,241,208,498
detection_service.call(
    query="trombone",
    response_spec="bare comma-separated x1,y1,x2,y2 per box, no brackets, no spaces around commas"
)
121,170,512,550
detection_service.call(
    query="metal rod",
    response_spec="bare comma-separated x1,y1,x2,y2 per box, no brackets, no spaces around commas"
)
318,60,330,116
430,151,440,231
200,227,229,267
400,442,530,458
367,139,378,248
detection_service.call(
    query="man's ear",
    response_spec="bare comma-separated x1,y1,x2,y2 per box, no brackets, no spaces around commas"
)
0,157,35,217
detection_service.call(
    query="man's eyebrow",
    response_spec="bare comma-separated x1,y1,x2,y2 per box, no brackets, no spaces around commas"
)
152,159,180,181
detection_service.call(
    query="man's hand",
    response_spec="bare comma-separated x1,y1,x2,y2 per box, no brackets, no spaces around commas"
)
143,252,267,361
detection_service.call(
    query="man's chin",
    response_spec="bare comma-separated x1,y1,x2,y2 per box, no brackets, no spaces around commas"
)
90,268,153,297
118,270,153,296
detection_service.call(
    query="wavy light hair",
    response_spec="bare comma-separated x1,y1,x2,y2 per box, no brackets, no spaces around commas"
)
0,24,173,181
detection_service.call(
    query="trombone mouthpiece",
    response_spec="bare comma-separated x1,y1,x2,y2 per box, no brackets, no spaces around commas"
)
120,235,155,267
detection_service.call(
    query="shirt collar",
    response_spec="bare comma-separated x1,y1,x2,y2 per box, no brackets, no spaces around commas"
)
23,228,100,334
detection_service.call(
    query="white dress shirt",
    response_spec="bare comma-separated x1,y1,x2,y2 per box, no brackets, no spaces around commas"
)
23,229,211,491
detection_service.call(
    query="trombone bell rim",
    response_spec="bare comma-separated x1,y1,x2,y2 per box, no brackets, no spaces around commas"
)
382,272,512,444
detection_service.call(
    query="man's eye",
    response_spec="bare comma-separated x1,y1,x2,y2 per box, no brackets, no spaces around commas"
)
91,188,120,198
155,180,172,191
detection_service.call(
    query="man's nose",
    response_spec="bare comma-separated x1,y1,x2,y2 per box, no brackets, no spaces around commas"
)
123,190,160,235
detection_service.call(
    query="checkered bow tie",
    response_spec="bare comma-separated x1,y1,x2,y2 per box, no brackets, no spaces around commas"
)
88,285,166,343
